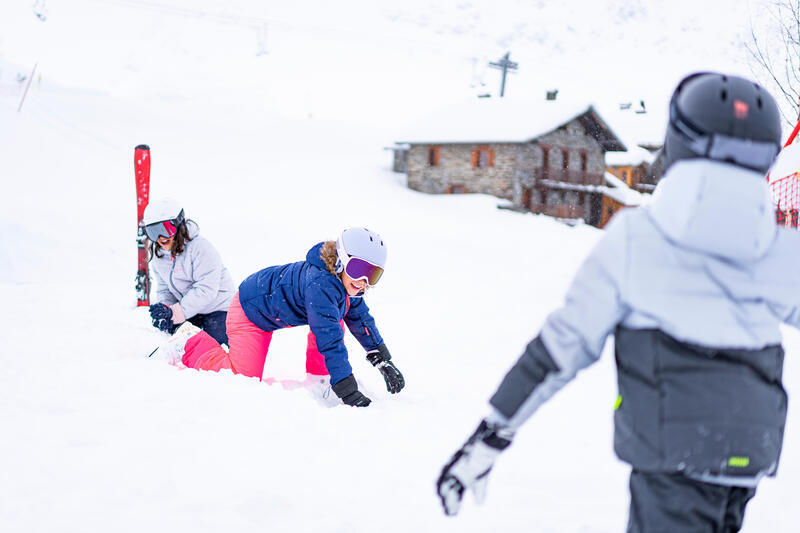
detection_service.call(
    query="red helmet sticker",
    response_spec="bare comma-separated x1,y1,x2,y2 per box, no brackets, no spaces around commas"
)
734,100,749,119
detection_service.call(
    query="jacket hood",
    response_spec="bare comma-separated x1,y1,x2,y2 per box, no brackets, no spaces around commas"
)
186,220,199,239
646,159,777,262
306,242,328,270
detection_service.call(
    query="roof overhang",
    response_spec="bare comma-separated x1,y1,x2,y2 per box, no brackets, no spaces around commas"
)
576,107,627,152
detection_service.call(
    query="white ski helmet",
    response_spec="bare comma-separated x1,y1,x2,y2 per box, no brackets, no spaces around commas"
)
143,197,183,225
143,197,185,241
336,227,387,285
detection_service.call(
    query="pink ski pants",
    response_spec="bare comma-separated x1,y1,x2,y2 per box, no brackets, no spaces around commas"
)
182,292,333,379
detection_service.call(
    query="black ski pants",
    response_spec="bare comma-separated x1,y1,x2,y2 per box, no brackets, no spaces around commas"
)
180,310,228,346
627,470,756,533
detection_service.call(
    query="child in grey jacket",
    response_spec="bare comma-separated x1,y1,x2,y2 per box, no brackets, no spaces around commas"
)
437,73,797,532
144,198,234,345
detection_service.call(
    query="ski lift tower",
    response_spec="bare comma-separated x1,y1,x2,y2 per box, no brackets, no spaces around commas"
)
489,52,518,97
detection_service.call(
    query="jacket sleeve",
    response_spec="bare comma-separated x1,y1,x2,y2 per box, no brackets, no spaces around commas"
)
152,261,178,306
177,238,224,319
306,277,353,386
344,297,384,352
489,212,632,431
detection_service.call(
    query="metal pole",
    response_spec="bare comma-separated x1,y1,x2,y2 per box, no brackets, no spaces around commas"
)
489,52,517,98
17,62,38,113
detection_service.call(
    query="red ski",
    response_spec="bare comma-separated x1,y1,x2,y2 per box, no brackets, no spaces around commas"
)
134,144,151,306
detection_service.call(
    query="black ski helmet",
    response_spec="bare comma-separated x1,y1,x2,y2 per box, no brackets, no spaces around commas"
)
663,72,782,174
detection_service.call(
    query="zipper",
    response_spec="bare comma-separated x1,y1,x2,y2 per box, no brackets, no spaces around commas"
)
168,255,185,298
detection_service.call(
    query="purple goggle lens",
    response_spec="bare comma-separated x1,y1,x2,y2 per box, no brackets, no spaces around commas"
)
344,257,384,286
144,220,178,241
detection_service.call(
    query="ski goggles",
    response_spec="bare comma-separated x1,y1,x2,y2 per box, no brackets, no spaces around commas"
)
336,239,384,286
144,219,179,241
343,256,384,286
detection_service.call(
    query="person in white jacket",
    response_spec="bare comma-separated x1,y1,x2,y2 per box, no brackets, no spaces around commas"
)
437,72,797,532
144,198,234,345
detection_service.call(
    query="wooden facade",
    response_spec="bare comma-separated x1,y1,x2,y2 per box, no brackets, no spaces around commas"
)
606,161,659,193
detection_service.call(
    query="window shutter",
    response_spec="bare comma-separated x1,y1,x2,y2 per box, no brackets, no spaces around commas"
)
489,148,495,167
471,149,478,167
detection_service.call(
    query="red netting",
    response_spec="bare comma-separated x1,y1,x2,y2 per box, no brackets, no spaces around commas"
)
769,141,800,228
770,173,800,227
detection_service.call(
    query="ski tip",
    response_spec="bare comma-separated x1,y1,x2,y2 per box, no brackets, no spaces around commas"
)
135,144,150,151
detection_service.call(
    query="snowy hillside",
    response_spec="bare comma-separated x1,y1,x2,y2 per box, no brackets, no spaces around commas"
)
1,1,798,532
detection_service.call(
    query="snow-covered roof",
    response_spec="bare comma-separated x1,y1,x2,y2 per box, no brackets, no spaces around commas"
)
594,100,666,166
397,98,624,149
602,172,646,206
605,144,657,166
396,97,669,166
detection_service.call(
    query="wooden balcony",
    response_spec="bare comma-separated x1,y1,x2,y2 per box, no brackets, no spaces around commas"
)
534,205,585,219
534,167,604,186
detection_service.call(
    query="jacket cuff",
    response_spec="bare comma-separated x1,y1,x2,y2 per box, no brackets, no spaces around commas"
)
331,374,358,399
366,343,391,365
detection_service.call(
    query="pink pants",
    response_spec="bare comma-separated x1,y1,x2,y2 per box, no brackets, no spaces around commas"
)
182,292,333,379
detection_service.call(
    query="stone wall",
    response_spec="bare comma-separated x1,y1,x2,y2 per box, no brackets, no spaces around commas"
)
405,118,608,208
527,121,606,175
407,143,518,200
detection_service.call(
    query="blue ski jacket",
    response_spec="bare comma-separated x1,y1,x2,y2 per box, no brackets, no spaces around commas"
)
237,242,384,386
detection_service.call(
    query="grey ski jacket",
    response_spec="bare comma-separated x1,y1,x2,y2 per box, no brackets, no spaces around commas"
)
489,159,800,486
150,221,235,319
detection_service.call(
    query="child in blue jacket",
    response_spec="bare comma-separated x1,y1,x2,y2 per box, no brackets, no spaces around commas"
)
155,227,404,407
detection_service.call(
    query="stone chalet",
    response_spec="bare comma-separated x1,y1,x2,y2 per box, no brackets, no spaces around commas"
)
392,99,637,227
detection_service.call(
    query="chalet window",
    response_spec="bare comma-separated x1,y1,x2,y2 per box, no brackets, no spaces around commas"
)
580,152,588,171
428,146,441,167
565,191,579,206
561,149,569,169
471,146,494,168
546,190,562,206
542,146,550,169
621,170,629,183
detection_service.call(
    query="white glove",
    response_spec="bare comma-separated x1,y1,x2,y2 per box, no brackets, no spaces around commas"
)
436,419,514,516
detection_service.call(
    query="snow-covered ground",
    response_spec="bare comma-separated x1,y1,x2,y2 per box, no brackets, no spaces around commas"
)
1,2,798,532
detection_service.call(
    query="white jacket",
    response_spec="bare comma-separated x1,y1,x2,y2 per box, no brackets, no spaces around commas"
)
150,221,234,318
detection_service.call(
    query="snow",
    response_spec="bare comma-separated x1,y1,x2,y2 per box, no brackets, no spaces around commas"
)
596,101,667,166
1,1,798,532
397,98,594,145
770,141,800,183
603,172,646,206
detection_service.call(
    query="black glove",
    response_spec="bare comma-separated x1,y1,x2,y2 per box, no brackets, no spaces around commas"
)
436,419,514,516
149,303,174,333
366,344,405,394
331,374,372,407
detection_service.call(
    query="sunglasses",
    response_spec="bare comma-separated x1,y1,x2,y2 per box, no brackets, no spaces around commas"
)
144,219,178,241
